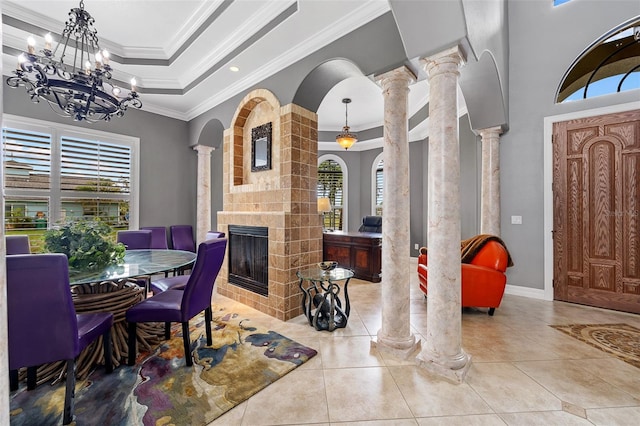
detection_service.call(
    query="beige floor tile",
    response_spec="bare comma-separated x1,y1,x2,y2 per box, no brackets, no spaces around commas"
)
388,365,493,417
319,335,385,369
240,368,329,425
416,414,506,425
575,358,640,400
499,410,595,425
324,367,413,422
514,360,640,409
208,400,247,425
208,264,640,425
586,406,640,426
466,362,562,413
333,420,418,426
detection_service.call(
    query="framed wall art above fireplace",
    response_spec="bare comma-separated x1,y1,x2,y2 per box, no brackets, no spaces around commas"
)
251,122,272,172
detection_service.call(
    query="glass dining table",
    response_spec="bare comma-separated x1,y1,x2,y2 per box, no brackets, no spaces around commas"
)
38,249,197,384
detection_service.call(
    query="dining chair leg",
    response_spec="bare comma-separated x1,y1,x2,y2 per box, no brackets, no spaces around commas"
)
164,322,171,340
181,322,192,367
128,322,137,366
102,331,113,373
9,369,18,391
63,359,76,425
26,366,37,390
205,307,213,346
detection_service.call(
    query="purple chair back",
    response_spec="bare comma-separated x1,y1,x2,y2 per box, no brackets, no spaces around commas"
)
180,238,227,320
205,230,225,240
140,226,169,249
170,225,196,252
117,230,152,250
6,235,31,255
7,254,79,369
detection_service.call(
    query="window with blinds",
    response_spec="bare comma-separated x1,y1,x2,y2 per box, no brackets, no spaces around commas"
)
317,159,343,230
375,159,383,216
2,117,137,236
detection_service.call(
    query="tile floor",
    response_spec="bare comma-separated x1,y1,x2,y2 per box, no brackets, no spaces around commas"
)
209,261,640,426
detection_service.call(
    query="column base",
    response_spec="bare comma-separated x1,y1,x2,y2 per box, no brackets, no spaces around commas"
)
371,333,421,360
416,350,472,384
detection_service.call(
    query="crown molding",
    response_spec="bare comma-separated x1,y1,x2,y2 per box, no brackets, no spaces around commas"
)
185,1,390,120
163,0,229,57
179,0,297,87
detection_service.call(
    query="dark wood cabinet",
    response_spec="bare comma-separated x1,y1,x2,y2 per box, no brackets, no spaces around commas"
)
322,231,382,282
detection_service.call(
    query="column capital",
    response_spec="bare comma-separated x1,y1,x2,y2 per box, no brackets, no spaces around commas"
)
478,126,503,139
420,45,466,78
193,144,215,156
374,65,416,88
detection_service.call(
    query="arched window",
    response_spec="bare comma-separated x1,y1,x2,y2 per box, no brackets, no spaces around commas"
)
317,157,345,230
371,153,384,216
557,19,640,103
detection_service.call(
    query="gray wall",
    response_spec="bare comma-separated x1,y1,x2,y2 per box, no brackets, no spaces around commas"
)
501,0,639,290
2,87,196,230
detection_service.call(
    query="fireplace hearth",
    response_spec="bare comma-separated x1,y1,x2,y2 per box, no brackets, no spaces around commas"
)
228,225,269,296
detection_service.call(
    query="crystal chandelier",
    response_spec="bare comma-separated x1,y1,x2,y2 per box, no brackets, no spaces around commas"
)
336,98,357,150
6,0,142,123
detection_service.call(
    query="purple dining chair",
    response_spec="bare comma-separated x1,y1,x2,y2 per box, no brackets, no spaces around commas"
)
126,238,227,367
116,230,152,250
205,230,225,240
7,254,114,425
170,225,196,252
6,235,31,255
140,226,169,249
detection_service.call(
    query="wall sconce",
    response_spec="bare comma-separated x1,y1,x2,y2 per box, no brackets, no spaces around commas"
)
317,197,332,231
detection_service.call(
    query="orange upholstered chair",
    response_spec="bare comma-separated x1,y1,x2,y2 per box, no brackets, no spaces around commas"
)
417,236,512,316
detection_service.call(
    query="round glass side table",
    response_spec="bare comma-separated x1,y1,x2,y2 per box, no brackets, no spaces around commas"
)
297,266,354,331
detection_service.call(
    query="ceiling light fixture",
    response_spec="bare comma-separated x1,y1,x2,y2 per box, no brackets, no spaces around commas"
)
5,0,142,123
336,98,357,150
229,66,240,72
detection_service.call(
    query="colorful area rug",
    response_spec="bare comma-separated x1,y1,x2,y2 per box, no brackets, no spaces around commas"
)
551,323,640,369
10,306,317,425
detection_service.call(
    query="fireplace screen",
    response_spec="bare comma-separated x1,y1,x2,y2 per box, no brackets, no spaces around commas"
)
228,225,269,296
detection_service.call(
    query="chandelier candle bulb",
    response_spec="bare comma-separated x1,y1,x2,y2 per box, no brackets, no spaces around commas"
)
27,36,36,54
102,50,110,65
131,78,137,92
44,33,53,51
17,54,26,70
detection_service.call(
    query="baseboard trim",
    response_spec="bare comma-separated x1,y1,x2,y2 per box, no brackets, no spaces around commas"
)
504,284,548,300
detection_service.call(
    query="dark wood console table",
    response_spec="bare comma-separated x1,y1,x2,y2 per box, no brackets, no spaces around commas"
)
322,231,382,282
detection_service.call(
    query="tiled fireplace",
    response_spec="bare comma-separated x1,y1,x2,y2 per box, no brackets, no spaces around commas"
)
216,89,322,321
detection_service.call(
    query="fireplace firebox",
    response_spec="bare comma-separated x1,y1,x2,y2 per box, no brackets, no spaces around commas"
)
228,225,269,296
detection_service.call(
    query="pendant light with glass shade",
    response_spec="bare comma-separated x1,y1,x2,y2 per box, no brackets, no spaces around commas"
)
336,98,357,150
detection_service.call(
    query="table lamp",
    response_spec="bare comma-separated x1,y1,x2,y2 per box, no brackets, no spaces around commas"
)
317,197,332,231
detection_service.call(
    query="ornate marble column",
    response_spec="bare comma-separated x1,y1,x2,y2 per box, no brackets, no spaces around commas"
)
479,126,503,236
193,145,215,244
371,66,420,358
416,46,471,383
0,13,9,422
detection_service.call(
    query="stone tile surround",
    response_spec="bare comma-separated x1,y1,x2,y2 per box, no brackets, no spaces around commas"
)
216,89,322,321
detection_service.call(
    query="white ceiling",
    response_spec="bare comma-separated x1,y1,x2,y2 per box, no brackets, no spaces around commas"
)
2,0,454,147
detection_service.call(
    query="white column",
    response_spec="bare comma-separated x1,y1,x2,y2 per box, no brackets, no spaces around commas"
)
193,145,215,245
479,126,502,236
371,66,420,358
416,46,472,383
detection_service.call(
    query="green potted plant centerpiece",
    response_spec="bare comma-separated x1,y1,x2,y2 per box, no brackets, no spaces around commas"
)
44,220,125,271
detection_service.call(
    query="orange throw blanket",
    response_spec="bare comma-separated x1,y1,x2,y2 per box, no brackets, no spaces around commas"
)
460,234,514,267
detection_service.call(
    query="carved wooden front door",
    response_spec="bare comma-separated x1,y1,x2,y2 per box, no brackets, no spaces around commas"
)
553,109,640,314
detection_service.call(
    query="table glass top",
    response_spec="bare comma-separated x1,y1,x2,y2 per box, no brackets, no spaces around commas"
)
69,249,196,285
297,267,354,281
